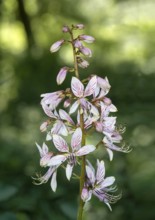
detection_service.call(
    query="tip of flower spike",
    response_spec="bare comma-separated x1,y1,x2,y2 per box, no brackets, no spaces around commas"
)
73,24,85,30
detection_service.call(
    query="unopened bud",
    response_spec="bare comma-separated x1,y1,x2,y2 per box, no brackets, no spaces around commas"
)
62,25,70,33
79,35,95,43
50,40,64,53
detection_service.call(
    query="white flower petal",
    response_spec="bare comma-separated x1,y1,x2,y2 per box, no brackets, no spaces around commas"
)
81,188,92,202
48,155,67,166
101,176,115,188
59,124,68,136
106,148,113,161
69,100,80,114
36,142,43,157
71,128,82,152
51,171,57,192
66,164,73,180
86,165,95,185
53,134,69,152
96,160,105,184
42,143,49,155
76,145,95,156
71,77,84,97
56,67,68,85
59,109,74,125
84,76,97,97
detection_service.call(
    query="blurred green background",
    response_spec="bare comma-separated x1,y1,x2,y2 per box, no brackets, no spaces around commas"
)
0,0,155,220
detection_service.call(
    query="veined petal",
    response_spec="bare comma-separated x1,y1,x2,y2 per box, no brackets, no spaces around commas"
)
76,145,95,156
56,67,68,85
53,134,69,152
79,35,95,43
101,176,115,188
96,160,105,184
48,155,67,166
86,165,95,185
42,143,49,155
41,104,56,118
69,100,80,114
59,124,68,136
84,76,97,97
71,128,82,152
50,39,64,53
50,171,57,192
81,188,92,202
59,109,74,125
66,164,73,180
71,77,84,97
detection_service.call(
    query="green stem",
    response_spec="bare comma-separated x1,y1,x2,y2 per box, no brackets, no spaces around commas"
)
69,30,79,79
69,28,86,220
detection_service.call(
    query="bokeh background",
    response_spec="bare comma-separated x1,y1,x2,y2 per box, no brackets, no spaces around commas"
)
0,0,155,220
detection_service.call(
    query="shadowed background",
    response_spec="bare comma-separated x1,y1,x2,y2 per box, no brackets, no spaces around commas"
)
0,0,155,220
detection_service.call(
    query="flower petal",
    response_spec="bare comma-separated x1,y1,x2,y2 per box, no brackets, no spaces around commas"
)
101,176,115,188
50,40,64,53
56,67,68,85
84,76,97,97
76,145,95,156
66,164,73,180
59,109,74,125
71,128,82,152
81,188,92,202
50,171,57,192
53,134,69,152
86,165,95,185
48,155,67,166
106,148,113,161
69,100,80,114
71,77,84,97
96,160,105,184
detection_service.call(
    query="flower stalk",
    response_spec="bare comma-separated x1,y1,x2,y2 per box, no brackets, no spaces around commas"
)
33,24,131,220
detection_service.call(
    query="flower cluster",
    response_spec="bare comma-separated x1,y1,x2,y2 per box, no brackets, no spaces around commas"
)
34,24,130,213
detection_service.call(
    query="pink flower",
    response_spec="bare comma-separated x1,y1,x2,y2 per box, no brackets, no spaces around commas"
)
103,131,131,161
81,160,121,210
41,90,65,114
36,142,53,167
50,40,64,53
69,76,97,114
56,67,69,85
45,109,75,140
48,128,96,180
33,166,58,192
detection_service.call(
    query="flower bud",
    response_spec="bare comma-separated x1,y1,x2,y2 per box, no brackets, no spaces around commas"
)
50,40,64,53
77,57,89,68
79,35,95,43
80,46,92,57
74,39,83,48
62,25,70,33
64,99,71,108
74,24,85,30
56,67,68,85
40,121,48,132
81,187,91,202
104,97,112,105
